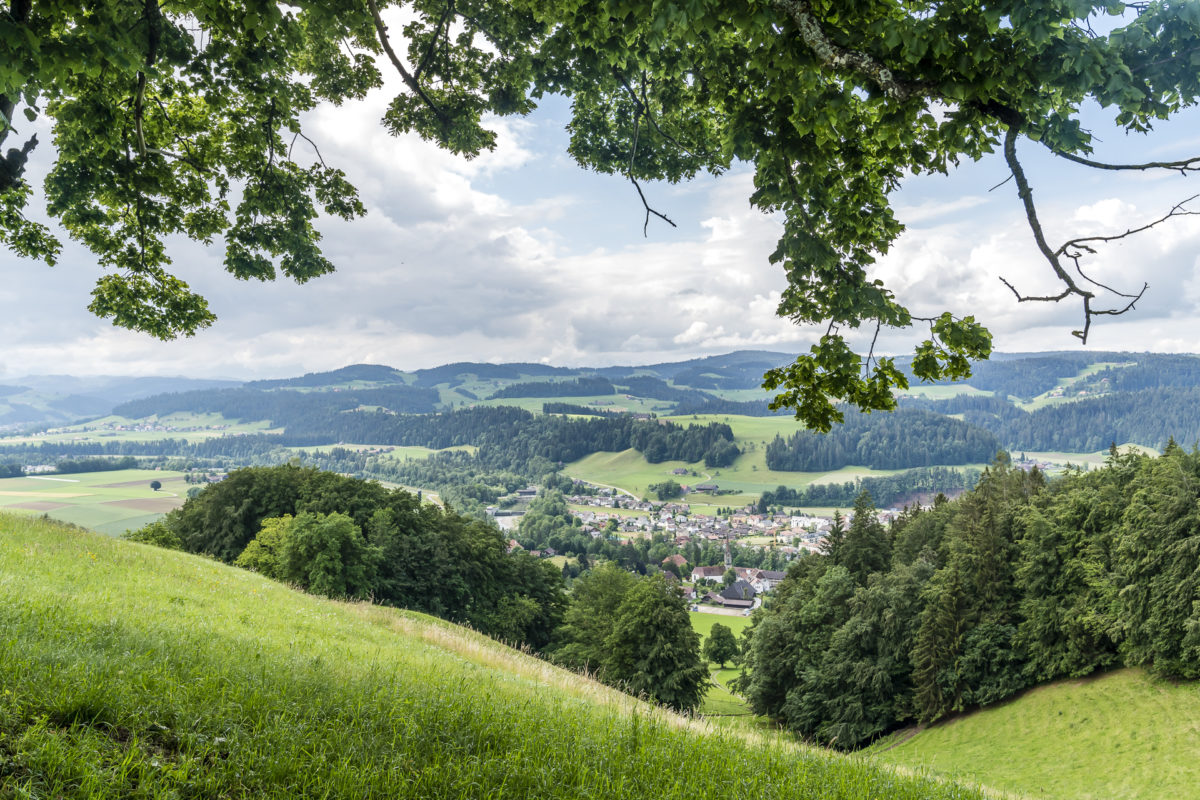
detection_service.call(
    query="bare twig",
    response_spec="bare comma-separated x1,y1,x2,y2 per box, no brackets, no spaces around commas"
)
626,107,677,235
1055,194,1199,257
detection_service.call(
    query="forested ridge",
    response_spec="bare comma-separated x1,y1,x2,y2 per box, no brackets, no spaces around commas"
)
765,408,999,470
759,467,981,510
739,446,1200,749
906,388,1200,451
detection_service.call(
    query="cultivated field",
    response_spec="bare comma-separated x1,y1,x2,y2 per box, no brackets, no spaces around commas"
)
0,468,186,535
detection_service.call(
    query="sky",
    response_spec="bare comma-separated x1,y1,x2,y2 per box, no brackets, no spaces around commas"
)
4,33,1200,381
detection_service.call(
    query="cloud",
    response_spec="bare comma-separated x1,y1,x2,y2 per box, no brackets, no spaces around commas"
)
4,82,1200,381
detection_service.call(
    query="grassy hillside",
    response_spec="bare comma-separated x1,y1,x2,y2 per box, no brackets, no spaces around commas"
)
870,668,1200,800
0,513,996,799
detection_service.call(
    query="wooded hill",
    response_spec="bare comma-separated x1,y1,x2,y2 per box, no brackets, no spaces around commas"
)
738,446,1200,750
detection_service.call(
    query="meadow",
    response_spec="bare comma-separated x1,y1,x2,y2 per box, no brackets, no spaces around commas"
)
691,612,754,717
870,668,1200,800
0,468,186,536
0,513,994,800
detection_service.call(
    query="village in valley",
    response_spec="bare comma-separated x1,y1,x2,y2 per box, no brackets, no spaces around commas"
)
492,480,911,614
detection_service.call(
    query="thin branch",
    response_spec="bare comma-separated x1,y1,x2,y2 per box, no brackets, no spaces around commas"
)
987,173,1013,192
288,131,329,167
998,277,1071,305
1056,194,1199,257
613,71,706,162
626,107,677,235
414,0,454,80
1042,143,1200,174
366,0,449,124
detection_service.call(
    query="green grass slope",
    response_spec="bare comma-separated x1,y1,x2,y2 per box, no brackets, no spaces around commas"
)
0,513,997,799
870,669,1200,800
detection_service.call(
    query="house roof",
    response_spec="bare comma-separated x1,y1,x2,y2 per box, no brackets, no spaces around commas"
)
720,580,757,601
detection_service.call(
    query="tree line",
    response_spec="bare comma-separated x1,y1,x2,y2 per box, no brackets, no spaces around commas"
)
759,467,981,510
764,408,999,471
738,446,1200,749
488,376,616,399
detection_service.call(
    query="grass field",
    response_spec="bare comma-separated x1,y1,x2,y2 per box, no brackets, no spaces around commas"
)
691,612,754,717
870,668,1200,800
1016,361,1135,411
0,468,186,535
898,385,994,400
565,441,974,512
0,514,993,800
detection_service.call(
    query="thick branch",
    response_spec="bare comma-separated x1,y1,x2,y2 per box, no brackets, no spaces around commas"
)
134,0,162,158
414,0,454,80
772,0,934,101
366,0,449,124
1004,126,1088,298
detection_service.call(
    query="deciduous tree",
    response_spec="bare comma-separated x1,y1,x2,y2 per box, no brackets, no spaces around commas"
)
5,2,1199,426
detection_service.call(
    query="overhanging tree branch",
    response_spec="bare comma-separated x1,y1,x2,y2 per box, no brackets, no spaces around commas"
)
366,0,449,124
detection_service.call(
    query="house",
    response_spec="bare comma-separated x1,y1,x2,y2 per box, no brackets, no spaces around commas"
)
693,483,719,493
691,565,726,583
672,467,689,475
721,580,756,603
662,554,688,569
749,570,787,593
506,539,523,554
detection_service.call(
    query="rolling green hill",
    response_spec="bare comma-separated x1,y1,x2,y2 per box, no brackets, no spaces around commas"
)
0,513,994,799
870,668,1200,800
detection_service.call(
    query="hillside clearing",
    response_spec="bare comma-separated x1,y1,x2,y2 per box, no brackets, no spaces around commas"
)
870,668,1200,800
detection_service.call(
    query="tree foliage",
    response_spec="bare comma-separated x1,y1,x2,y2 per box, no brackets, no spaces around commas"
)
551,564,708,712
703,622,739,668
8,3,1199,425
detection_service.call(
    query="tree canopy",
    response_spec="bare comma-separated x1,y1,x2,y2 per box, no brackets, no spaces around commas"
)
5,1,1199,427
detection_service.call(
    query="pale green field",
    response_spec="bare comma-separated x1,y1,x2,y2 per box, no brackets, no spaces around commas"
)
0,468,187,535
479,394,668,414
0,412,278,445
898,385,993,399
871,668,1200,800
1017,361,1134,410
567,504,650,518
1023,444,1157,470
